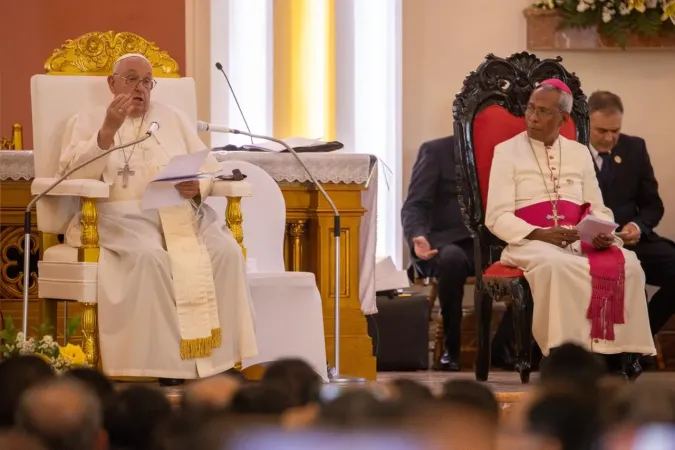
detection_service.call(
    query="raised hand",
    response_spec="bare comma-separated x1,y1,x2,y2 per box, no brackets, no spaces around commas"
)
527,227,580,249
97,94,133,149
413,236,438,260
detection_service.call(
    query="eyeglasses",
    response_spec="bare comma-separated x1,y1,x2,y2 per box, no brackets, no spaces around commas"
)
115,74,158,90
524,105,562,117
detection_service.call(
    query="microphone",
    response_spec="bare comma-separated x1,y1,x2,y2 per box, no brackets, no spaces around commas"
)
20,121,159,335
213,62,253,144
202,122,364,384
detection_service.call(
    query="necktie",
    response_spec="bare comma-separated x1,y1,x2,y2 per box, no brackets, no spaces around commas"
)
597,153,611,189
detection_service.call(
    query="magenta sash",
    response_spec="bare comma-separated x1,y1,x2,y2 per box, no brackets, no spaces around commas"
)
515,200,625,341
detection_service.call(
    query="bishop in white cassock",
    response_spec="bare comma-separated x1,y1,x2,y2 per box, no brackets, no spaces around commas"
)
58,54,258,381
485,79,655,358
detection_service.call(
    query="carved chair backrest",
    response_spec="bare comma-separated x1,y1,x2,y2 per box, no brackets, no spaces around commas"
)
452,52,589,276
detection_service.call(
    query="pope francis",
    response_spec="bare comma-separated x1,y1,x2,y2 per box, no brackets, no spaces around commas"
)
58,53,257,383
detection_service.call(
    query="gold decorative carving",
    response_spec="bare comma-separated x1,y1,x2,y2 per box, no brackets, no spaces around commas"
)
225,196,246,260
0,123,22,150
0,227,39,299
287,220,306,272
45,31,180,77
81,302,99,365
78,198,100,263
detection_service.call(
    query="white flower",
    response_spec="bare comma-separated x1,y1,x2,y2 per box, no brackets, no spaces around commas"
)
647,0,658,7
619,3,631,14
16,332,25,342
578,0,592,12
602,5,616,22
40,335,54,344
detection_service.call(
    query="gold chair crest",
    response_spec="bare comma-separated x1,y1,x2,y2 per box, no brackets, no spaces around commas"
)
44,31,180,77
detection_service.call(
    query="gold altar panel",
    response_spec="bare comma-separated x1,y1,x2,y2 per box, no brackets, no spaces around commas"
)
44,31,180,77
282,183,376,380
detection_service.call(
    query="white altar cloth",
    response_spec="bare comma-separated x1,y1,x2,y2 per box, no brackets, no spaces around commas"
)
0,150,379,314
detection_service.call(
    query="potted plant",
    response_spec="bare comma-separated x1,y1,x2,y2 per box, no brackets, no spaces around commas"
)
528,0,675,49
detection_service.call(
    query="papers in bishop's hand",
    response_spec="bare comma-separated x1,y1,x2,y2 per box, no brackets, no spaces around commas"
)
142,149,216,210
575,215,619,244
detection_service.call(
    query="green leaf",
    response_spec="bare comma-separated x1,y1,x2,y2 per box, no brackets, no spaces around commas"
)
0,316,18,345
66,316,81,340
32,320,54,340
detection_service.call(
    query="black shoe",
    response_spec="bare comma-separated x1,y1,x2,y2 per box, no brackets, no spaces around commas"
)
438,351,461,372
158,378,185,387
625,359,644,381
638,355,658,371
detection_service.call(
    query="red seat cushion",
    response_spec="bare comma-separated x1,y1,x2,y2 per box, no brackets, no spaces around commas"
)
472,105,577,209
483,261,524,279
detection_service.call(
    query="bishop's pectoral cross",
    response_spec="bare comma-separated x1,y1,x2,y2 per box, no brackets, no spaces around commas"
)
546,207,565,227
118,164,135,188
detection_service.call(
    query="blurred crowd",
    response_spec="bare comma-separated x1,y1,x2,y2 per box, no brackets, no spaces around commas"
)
1,343,675,450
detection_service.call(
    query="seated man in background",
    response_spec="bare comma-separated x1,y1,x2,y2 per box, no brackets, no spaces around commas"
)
402,136,514,371
588,91,675,343
485,80,655,376
59,53,257,385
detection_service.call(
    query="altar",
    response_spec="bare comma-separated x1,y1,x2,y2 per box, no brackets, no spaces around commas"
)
0,149,379,380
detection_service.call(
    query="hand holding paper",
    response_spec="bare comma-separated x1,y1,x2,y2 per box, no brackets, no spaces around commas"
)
575,215,619,245
142,149,214,210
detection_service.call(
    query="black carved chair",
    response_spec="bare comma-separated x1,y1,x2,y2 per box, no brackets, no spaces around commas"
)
452,52,589,383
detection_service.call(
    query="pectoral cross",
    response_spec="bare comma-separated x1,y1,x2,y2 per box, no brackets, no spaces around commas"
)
546,208,565,227
117,164,135,188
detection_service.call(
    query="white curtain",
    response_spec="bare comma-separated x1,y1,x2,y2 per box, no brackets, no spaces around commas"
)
336,0,403,268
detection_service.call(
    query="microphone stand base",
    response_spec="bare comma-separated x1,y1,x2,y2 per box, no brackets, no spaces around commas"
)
328,374,367,385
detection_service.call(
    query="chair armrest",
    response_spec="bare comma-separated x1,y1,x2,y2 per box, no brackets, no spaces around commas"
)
210,180,252,198
31,178,109,198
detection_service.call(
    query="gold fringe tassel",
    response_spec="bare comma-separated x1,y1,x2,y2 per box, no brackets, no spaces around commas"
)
211,328,222,348
180,337,214,360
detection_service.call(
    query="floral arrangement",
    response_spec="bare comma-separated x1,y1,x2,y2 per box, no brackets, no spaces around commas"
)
532,0,675,47
0,316,88,374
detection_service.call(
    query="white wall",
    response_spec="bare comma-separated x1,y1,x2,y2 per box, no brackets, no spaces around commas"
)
402,0,675,264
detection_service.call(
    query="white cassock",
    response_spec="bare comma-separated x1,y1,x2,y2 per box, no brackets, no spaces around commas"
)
58,101,258,378
486,131,655,357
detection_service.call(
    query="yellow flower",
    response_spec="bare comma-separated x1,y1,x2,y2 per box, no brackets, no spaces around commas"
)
662,0,675,23
59,344,87,366
627,0,647,13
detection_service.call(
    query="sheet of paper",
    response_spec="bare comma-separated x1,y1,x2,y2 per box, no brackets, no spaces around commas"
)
575,215,619,244
242,137,325,153
154,149,210,181
141,149,213,210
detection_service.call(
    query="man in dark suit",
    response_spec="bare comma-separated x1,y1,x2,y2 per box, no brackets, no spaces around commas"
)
402,136,513,371
589,91,675,340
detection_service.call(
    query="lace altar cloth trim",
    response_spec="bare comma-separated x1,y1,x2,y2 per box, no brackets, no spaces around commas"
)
214,151,376,185
0,150,376,184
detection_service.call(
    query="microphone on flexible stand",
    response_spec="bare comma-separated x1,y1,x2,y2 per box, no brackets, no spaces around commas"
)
21,122,160,335
198,121,365,385
214,62,254,145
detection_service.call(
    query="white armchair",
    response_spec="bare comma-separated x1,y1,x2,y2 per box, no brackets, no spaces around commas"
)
206,160,328,381
30,74,250,367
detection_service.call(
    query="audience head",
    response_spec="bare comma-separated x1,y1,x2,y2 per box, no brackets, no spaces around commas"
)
387,378,435,410
0,356,54,429
588,90,624,154
319,389,403,429
229,383,293,417
66,368,117,429
108,385,172,450
0,430,48,450
440,379,499,424
524,387,602,450
609,381,675,427
540,343,607,394
261,358,323,407
181,374,241,418
15,377,106,450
